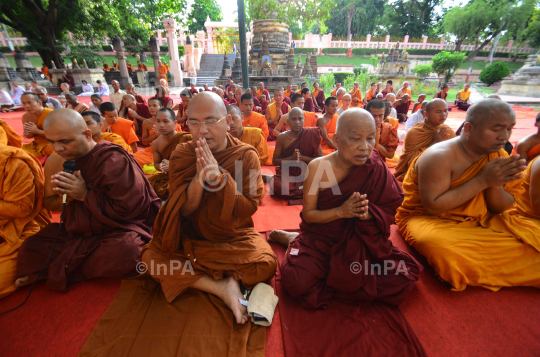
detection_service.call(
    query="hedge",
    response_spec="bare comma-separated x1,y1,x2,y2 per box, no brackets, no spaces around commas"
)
315,47,531,58
332,72,350,84
293,47,318,54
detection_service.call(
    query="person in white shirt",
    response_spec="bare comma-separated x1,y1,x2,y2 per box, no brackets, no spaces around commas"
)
109,80,125,109
90,93,103,115
336,94,352,115
34,86,62,110
0,89,14,112
96,80,110,96
405,100,428,132
78,80,95,96
386,93,398,119
10,82,24,105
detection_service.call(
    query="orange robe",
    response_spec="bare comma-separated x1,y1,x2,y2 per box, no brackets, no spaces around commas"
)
396,150,540,291
377,123,399,165
365,89,375,102
303,111,318,128
103,63,110,72
0,119,23,148
0,145,52,298
22,108,55,157
67,103,89,114
96,132,132,153
527,142,540,161
127,63,133,75
331,88,337,96
133,125,182,167
105,118,139,146
243,111,269,140
138,63,148,72
42,67,51,81
350,89,363,108
239,127,269,167
320,114,338,155
394,121,456,181
113,63,119,71
158,65,169,86
386,117,400,130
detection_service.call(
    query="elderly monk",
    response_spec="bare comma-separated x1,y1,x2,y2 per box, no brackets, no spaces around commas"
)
257,82,269,101
0,137,51,298
15,109,160,291
383,99,400,130
284,84,293,98
100,102,139,153
65,91,89,113
21,92,55,158
215,88,229,107
412,94,427,113
318,97,340,155
157,60,169,87
366,100,398,163
394,99,455,181
394,93,412,123
269,108,421,308
147,108,193,199
109,80,126,110
141,91,277,324
227,105,269,167
396,99,540,291
60,71,75,90
335,87,346,107
381,80,394,99
176,89,192,132
119,94,151,137
241,93,269,140
515,114,540,163
349,82,363,108
125,83,146,104
331,83,342,97
266,89,290,141
396,81,412,99
266,108,322,200
81,111,132,153
155,85,173,109
337,93,352,115
311,82,326,112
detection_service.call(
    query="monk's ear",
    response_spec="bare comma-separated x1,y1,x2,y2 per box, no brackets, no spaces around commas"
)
463,122,473,136
98,120,104,130
225,114,232,127
83,128,92,140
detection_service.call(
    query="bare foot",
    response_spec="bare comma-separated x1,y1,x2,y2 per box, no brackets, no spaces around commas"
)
15,273,39,288
268,230,299,247
262,174,273,183
219,276,249,324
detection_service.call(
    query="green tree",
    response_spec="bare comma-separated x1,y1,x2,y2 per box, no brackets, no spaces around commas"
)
525,8,540,48
479,61,510,86
379,0,442,38
187,0,223,34
413,64,432,80
431,51,466,85
324,0,386,38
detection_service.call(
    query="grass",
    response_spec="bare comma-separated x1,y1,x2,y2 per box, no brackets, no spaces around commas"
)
478,88,496,95
6,54,171,68
458,60,523,72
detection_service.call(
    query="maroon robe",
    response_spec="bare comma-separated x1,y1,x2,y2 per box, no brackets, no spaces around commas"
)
304,97,315,112
158,96,173,108
125,103,152,137
455,98,471,111
17,141,161,291
314,90,325,112
270,127,322,200
280,151,422,309
284,96,291,105
381,87,394,99
395,100,411,122
253,97,262,107
189,89,198,96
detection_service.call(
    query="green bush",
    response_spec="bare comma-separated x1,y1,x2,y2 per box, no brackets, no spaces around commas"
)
333,72,351,85
413,64,432,78
370,55,379,67
353,67,367,76
318,73,335,95
67,46,104,68
294,47,318,54
479,61,511,86
411,82,439,96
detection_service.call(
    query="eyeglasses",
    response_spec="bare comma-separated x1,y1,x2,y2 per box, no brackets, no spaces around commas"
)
186,115,227,129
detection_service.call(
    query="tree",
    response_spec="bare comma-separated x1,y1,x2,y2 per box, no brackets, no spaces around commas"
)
250,0,336,31
479,61,510,86
502,0,536,61
525,8,540,48
324,0,386,38
379,0,442,38
186,0,223,34
413,64,432,80
431,51,466,85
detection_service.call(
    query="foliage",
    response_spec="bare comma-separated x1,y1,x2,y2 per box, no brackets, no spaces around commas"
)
431,51,466,85
353,67,367,75
411,82,438,96
249,0,337,29
317,73,335,95
479,61,511,86
370,55,379,67
333,72,351,85
413,64,432,78
324,0,386,38
67,46,104,68
294,48,319,54
343,71,378,93
525,8,540,48
379,0,443,38
186,0,223,34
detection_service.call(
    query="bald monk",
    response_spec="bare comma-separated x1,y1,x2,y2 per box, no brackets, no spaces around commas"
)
349,82,363,108
147,108,193,199
65,91,89,114
157,60,169,87
455,84,472,111
21,92,55,158
103,61,110,72
331,83,342,97
119,94,151,137
318,97,340,155
42,64,51,81
337,93,352,115
366,100,398,163
363,83,378,105
284,84,293,98
311,82,325,112
301,88,316,112
396,99,540,291
15,109,160,291
396,82,412,99
155,85,173,109
141,92,277,325
176,89,192,132
0,124,51,298
394,93,412,123
125,83,146,104
266,89,290,141
515,114,540,163
269,108,421,308
394,99,455,181
274,93,318,136
411,94,427,113
241,93,269,140
227,105,269,167
100,102,139,153
266,108,322,200
81,111,132,153
257,82,269,101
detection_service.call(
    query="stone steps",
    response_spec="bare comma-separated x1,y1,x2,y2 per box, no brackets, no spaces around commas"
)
198,54,236,80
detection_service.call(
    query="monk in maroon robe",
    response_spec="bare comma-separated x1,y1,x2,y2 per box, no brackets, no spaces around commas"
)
266,108,322,201
269,108,421,309
394,93,412,123
312,83,326,113
15,109,160,291
302,88,316,112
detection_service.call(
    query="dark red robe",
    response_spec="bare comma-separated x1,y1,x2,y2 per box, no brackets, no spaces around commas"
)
270,127,322,200
281,151,422,309
395,100,411,122
314,90,325,112
17,141,161,291
304,97,315,112
125,103,151,137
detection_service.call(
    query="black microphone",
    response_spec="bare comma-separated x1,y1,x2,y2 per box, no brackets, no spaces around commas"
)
62,161,77,204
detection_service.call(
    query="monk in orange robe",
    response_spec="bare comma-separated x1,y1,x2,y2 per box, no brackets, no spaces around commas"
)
267,108,322,200
265,89,290,141
100,102,139,153
80,111,132,153
137,61,148,72
0,119,23,148
412,94,427,113
42,65,51,81
157,60,169,87
21,92,55,158
318,97,339,155
394,99,455,181
397,99,540,292
396,82,412,99
515,114,540,163
366,100,398,163
103,61,110,72
228,105,269,167
241,93,269,140
311,82,325,112
112,60,119,71
127,62,133,75
65,92,89,113
349,82,363,108
363,83,377,106
331,82,342,97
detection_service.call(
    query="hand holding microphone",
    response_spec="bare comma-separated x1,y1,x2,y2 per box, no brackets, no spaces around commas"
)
51,161,88,203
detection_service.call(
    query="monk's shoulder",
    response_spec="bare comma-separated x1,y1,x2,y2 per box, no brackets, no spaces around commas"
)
44,153,65,175
417,139,459,169
21,112,33,122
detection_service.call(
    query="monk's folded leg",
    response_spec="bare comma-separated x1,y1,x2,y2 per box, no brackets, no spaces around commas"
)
402,217,540,291
270,175,303,200
231,249,277,290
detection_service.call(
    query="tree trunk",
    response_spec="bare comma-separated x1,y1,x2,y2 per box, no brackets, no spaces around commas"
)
454,38,464,52
488,32,503,65
464,31,500,62
468,31,480,74
40,29,63,68
347,0,354,42
510,38,524,62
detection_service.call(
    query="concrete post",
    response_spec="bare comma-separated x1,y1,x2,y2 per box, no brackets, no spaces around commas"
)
404,35,409,49
149,36,161,84
112,36,133,88
184,44,197,77
162,18,183,86
422,36,428,49
206,27,214,54
440,37,445,50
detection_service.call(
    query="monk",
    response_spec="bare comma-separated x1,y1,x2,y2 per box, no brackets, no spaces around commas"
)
176,89,192,132
157,60,169,87
21,92,55,158
141,91,277,324
337,93,352,115
215,88,229,106
366,100,398,163
269,108,422,308
127,63,133,75
137,61,148,72
61,71,75,89
331,83,342,96
349,82,363,108
257,82,269,101
383,99,400,130
155,85,173,109
515,114,540,163
363,83,377,105
119,94,151,137
381,80,394,99
228,105,269,167
396,99,540,291
42,64,51,81
434,85,452,113
100,102,139,153
411,94,427,113
65,91,89,113
454,84,472,110
266,89,290,141
241,93,269,140
394,99,455,181
396,81,412,99
301,88,316,112
311,82,325,112
318,97,340,155
125,83,146,104
227,91,236,105
284,84,293,98
297,82,307,94
189,83,198,96
81,111,132,153
103,61,110,72
112,60,119,71
335,87,346,108
15,109,160,291
147,108,193,199
394,93,412,123
0,140,51,298
267,108,322,200
274,93,318,136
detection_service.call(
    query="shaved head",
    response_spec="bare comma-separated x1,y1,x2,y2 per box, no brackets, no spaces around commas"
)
288,107,305,133
466,98,514,127
336,108,376,136
334,109,377,165
187,92,229,152
43,109,94,160
226,104,241,116
487,94,502,100
289,107,303,117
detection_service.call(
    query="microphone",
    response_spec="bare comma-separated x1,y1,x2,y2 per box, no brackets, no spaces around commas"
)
62,160,77,204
